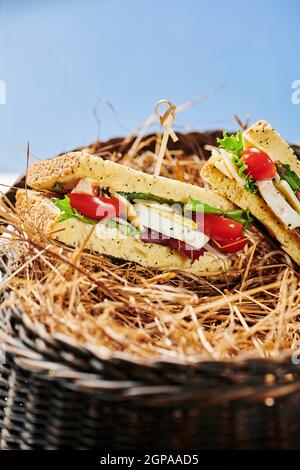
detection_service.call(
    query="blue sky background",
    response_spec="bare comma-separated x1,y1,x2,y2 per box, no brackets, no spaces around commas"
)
0,0,300,172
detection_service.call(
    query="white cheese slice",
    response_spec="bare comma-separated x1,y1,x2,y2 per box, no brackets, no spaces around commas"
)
72,178,99,195
212,148,245,187
134,200,180,215
219,149,246,187
155,207,197,230
257,180,300,230
115,193,141,229
214,159,232,179
274,178,300,215
242,132,267,154
134,203,209,249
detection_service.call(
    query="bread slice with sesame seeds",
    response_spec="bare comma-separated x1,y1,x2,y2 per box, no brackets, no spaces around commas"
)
27,152,234,211
201,120,300,265
243,120,300,176
18,149,259,273
15,188,232,274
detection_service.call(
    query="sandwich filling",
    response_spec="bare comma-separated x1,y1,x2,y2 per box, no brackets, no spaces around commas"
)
46,177,252,261
213,130,300,233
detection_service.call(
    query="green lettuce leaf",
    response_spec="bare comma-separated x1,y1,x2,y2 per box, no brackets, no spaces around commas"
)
52,181,64,193
276,163,300,191
217,130,244,157
231,154,258,194
53,196,140,236
52,196,97,224
120,193,253,230
118,192,180,206
244,178,258,194
184,198,223,215
184,198,253,229
217,130,257,193
225,209,253,230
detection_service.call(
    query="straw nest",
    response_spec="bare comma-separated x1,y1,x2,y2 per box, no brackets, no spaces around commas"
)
0,130,299,364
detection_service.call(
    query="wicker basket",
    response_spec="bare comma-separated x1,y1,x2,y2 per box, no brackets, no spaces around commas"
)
1,304,300,449
1,131,300,450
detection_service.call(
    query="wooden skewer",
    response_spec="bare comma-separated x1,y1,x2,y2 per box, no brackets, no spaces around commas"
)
154,99,178,177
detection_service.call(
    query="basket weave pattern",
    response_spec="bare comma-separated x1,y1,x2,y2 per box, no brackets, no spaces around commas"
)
1,305,300,449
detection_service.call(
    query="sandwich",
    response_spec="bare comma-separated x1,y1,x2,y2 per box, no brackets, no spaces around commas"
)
201,120,300,265
15,151,253,274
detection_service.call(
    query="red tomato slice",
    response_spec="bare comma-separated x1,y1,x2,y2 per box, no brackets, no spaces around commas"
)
69,193,124,221
214,236,248,254
202,214,243,241
242,147,276,181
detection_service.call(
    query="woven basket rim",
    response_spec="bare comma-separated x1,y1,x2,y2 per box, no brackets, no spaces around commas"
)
1,304,300,406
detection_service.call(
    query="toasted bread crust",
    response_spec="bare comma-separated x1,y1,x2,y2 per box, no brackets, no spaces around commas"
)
15,189,232,274
16,189,60,233
27,153,83,191
244,120,300,175
201,160,300,265
27,152,235,212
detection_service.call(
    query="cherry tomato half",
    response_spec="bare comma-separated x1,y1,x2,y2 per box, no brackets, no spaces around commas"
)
202,214,243,241
214,236,248,254
69,193,124,221
242,147,276,181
